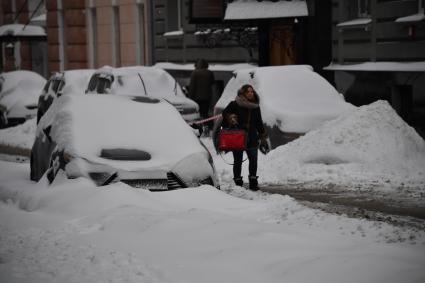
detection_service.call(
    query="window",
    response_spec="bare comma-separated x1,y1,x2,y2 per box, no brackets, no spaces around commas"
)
167,0,182,31
190,0,224,23
357,0,370,18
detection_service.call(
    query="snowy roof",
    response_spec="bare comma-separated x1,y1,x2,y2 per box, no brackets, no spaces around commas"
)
224,0,308,20
0,24,46,37
324,61,425,72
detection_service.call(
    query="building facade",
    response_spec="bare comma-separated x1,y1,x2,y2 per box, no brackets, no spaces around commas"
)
326,0,425,136
0,0,47,76
47,0,152,73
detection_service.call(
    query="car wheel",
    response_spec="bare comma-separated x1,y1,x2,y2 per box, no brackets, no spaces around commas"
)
46,153,61,183
30,152,36,181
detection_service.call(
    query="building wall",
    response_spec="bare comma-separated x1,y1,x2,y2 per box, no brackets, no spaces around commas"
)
46,0,150,73
47,0,88,72
330,0,425,138
87,0,150,69
153,0,258,64
332,0,425,63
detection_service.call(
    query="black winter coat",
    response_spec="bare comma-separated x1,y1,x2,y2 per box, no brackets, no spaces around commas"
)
222,97,266,148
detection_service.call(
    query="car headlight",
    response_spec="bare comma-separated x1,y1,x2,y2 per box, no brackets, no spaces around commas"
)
171,152,217,187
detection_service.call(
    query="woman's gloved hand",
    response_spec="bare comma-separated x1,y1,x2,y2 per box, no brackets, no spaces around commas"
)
259,137,270,155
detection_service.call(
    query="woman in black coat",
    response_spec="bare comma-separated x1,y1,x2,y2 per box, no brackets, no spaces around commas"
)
221,84,268,191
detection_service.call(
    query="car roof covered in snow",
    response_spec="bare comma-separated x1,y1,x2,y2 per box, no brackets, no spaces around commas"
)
215,65,355,133
0,70,46,109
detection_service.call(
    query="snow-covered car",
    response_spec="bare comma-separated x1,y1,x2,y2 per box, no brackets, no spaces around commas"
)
36,69,95,123
214,65,355,148
0,70,46,128
30,94,218,190
85,66,200,122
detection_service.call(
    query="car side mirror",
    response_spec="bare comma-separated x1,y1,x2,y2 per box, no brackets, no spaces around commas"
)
43,125,52,142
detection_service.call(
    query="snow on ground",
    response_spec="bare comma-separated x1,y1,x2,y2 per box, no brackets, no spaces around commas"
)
1,99,425,282
0,160,424,283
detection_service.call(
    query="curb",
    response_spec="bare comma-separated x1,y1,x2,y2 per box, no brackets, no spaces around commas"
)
0,144,31,157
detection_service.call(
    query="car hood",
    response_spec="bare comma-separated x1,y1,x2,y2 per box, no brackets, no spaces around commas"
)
38,94,206,171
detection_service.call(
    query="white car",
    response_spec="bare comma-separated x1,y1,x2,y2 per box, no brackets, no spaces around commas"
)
31,94,218,190
85,66,200,122
0,70,46,127
214,65,355,148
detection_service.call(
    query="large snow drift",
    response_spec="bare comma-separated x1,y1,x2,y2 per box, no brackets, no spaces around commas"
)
259,100,425,188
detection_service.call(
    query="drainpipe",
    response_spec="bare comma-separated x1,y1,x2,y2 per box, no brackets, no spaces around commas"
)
57,0,67,71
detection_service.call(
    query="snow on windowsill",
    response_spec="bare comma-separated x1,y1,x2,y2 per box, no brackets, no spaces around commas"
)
155,62,257,72
337,18,372,27
324,61,425,72
163,30,184,37
395,13,425,23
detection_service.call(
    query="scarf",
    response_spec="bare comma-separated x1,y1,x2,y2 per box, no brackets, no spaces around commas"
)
235,94,259,109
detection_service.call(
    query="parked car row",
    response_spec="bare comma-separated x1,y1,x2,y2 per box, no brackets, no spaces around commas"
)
30,66,210,189
3,64,353,190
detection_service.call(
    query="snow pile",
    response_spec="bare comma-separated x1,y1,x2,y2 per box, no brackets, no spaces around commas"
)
260,100,425,187
0,161,425,283
0,118,36,149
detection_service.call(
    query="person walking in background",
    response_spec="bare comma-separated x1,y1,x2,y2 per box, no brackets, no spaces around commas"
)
188,59,215,134
221,84,269,191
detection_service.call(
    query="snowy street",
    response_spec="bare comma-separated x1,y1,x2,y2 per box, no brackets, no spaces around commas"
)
1,99,425,282
1,158,425,283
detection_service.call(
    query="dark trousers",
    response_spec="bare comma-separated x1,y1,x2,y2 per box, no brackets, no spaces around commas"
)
196,100,210,120
232,148,258,178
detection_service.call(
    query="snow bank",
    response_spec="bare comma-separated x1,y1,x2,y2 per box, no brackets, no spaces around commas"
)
260,100,425,187
1,161,425,283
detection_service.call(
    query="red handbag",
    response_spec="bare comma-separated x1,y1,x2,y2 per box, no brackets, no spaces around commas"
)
218,129,247,151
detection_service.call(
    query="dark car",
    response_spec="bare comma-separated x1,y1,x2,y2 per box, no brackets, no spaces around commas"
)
37,69,95,123
31,94,218,190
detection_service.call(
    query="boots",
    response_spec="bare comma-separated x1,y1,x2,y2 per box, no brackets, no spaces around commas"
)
248,176,259,191
233,177,243,186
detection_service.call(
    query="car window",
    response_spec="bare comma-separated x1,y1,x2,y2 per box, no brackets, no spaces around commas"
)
52,79,62,93
86,74,100,92
43,80,51,93
96,77,112,93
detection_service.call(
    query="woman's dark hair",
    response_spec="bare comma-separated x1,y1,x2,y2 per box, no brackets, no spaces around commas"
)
238,84,257,97
195,59,209,69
